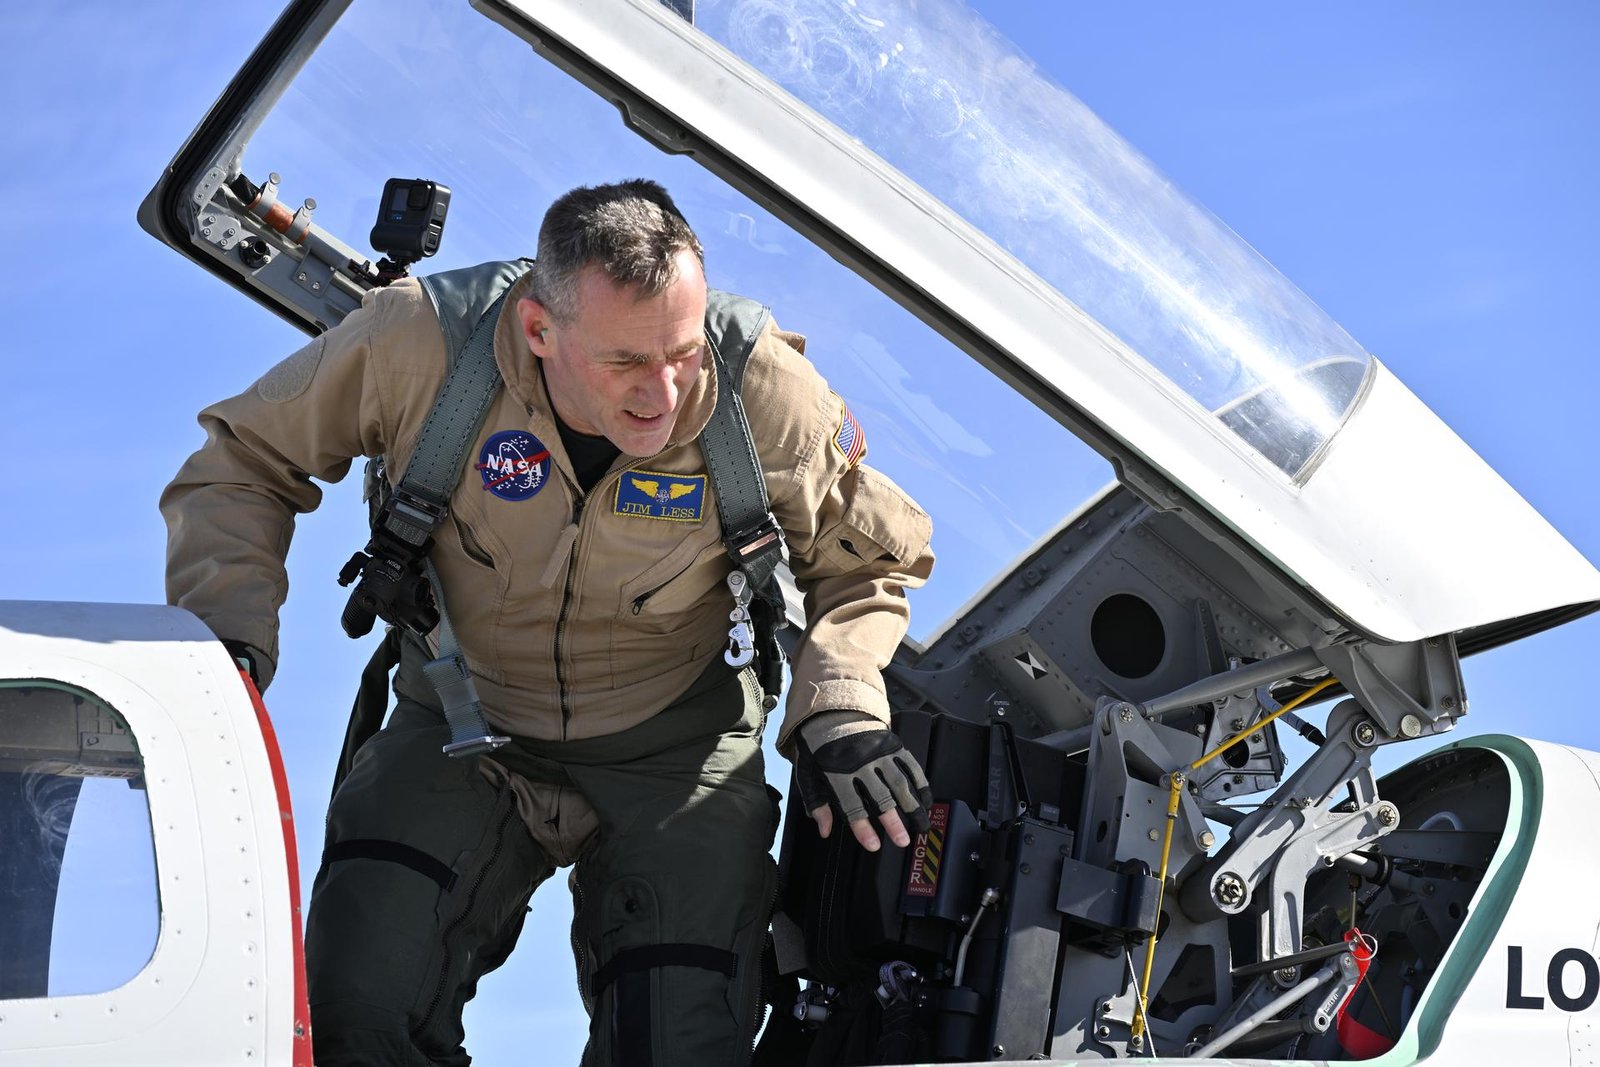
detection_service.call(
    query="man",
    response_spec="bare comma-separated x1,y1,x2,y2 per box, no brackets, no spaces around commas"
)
162,179,934,1066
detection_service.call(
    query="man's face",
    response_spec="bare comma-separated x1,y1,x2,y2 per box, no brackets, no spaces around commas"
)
518,251,708,458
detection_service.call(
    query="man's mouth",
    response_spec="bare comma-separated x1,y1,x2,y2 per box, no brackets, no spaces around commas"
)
624,409,664,424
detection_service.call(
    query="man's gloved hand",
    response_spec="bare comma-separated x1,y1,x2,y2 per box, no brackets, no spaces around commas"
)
223,639,263,691
796,710,934,852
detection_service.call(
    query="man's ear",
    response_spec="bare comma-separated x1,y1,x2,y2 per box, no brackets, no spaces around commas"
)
517,296,553,358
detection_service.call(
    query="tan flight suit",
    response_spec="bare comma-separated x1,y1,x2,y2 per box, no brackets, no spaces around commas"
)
161,267,933,1066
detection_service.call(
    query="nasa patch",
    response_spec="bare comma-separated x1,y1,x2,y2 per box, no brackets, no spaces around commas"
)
475,429,552,501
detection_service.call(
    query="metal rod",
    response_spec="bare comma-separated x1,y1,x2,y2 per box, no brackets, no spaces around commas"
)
1036,722,1092,753
1036,647,1324,753
1144,648,1323,719
1191,960,1339,1059
953,887,999,986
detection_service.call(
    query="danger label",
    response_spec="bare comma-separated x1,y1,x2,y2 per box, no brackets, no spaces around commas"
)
904,802,950,899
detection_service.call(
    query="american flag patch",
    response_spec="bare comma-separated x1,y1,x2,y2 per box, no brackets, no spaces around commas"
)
832,396,866,467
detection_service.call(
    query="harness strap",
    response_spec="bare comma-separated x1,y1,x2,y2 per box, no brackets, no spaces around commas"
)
332,627,404,801
422,557,508,756
386,280,517,757
700,302,786,594
322,838,458,892
591,943,738,998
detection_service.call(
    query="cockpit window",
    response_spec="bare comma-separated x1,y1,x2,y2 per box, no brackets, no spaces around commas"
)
688,0,1373,478
232,0,1112,640
0,682,158,999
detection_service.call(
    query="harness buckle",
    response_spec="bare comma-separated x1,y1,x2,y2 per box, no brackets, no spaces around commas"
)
442,734,512,758
724,515,785,568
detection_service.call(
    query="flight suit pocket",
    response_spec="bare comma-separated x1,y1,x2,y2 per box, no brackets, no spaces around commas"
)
448,513,498,570
609,529,725,692
430,512,508,686
616,526,724,617
816,465,933,574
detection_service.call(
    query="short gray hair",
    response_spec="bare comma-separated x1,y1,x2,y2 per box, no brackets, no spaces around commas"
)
528,179,705,324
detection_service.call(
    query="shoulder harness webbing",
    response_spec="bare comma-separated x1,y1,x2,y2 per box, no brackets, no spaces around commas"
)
339,260,787,761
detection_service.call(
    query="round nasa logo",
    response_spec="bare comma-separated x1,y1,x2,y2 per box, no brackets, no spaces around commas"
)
476,430,552,501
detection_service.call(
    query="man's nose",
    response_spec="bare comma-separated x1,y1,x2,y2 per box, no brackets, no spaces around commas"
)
639,361,678,410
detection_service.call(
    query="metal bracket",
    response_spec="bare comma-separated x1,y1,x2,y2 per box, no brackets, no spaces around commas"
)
1192,681,1286,802
1316,633,1465,741
291,250,334,299
1076,697,1210,872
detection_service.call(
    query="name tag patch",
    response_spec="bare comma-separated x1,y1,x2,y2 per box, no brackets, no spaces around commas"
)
615,471,707,523
476,430,552,501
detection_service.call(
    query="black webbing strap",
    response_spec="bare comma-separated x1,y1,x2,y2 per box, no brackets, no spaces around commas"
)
380,266,526,757
376,292,513,552
322,838,458,892
590,943,738,998
331,627,404,801
700,294,785,590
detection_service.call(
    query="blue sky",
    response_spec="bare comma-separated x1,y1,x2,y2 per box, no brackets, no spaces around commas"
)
3,1,1598,1063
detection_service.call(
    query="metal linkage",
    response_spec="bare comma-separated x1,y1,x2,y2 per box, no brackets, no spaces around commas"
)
1192,951,1360,1058
1037,645,1324,756
1179,700,1397,964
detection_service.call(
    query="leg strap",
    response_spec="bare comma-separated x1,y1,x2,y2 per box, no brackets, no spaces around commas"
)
591,942,738,998
322,838,458,893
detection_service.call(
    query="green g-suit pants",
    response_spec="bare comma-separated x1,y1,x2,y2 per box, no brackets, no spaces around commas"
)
306,646,779,1066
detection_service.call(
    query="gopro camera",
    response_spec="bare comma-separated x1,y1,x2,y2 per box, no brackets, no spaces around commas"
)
370,178,450,266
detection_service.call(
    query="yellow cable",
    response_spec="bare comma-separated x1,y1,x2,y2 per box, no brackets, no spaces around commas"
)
1131,771,1183,1044
1190,677,1339,772
1130,675,1339,1047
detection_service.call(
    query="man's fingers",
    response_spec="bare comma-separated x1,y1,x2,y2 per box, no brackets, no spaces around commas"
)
810,804,834,839
877,807,910,849
849,816,882,852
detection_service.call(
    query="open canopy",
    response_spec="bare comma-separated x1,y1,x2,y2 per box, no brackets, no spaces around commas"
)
142,0,1600,645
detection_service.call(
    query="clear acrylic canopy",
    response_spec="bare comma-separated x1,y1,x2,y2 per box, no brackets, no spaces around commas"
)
162,0,1600,642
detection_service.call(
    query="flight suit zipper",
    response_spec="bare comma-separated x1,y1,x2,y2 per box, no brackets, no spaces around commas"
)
629,557,699,615
553,499,584,738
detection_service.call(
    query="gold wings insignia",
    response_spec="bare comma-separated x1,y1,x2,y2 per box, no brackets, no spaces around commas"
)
631,477,660,497
668,482,696,500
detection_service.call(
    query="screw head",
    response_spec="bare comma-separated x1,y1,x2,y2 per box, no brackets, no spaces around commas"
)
1095,1024,1111,1039
1354,721,1377,746
1147,828,1160,841
991,1044,1006,1057
1198,830,1216,850
1119,705,1135,723
1214,872,1247,909
1377,802,1400,827
1399,714,1423,738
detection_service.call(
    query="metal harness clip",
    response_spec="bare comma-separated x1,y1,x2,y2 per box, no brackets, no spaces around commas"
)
724,570,757,668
